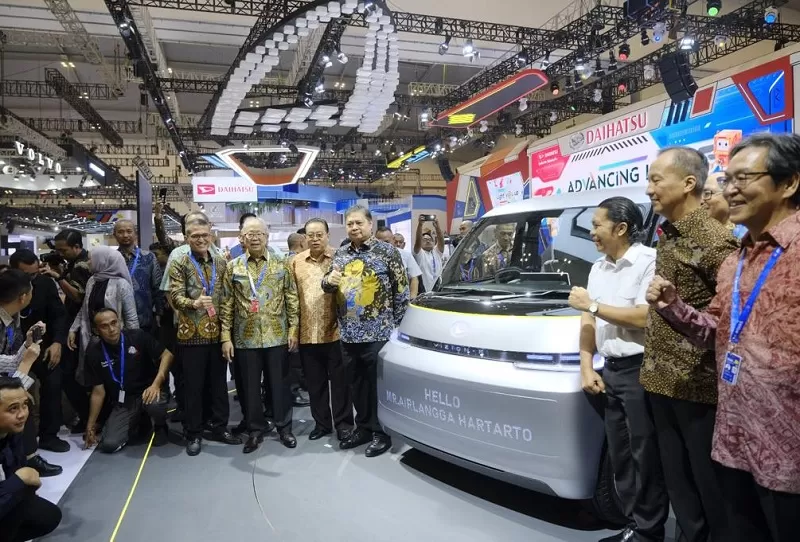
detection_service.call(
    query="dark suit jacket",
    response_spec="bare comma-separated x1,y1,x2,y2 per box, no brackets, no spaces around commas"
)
21,275,67,349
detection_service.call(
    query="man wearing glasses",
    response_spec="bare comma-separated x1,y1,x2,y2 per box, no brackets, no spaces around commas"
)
642,147,739,542
701,179,748,240
221,218,299,453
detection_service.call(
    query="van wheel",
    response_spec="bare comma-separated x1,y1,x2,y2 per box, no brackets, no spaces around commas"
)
590,446,629,526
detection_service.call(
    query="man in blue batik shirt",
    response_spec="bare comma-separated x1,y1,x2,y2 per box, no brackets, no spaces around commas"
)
113,220,163,333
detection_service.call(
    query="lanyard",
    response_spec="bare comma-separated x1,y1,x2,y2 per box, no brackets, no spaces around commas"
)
127,248,141,277
4,326,13,353
498,251,507,269
430,251,438,275
460,260,474,281
730,246,783,344
189,253,217,296
100,334,125,390
242,254,269,299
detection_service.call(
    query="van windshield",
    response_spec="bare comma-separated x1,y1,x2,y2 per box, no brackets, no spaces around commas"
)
440,203,654,294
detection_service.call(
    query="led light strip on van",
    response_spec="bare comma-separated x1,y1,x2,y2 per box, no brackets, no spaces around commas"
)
396,332,581,368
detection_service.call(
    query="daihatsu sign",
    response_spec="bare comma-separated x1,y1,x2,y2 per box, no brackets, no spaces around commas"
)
191,177,258,203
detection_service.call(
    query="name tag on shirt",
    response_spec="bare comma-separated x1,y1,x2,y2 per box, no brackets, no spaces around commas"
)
207,305,216,318
721,351,742,386
250,299,260,313
118,390,126,403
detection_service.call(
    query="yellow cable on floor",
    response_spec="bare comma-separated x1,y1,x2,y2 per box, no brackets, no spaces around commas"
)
109,432,155,542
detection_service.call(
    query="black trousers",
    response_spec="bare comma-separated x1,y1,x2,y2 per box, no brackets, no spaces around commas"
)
0,489,62,542
341,340,386,435
649,392,728,542
603,357,668,541
716,463,800,542
60,345,89,424
238,346,292,433
30,354,63,440
289,351,306,391
98,392,169,453
231,353,247,419
300,341,353,432
180,344,229,438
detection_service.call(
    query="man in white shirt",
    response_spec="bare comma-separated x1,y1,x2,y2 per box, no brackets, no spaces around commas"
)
568,197,668,542
413,215,444,293
376,227,422,299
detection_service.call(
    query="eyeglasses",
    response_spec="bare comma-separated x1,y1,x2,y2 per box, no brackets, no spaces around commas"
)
306,233,326,240
244,232,266,239
188,233,211,241
701,189,721,201
717,171,772,190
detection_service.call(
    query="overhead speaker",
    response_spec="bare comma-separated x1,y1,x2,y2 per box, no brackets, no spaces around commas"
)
658,52,698,103
377,219,387,229
437,157,455,183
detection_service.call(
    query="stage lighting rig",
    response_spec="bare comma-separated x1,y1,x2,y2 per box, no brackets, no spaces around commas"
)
462,39,475,57
550,81,560,95
707,1,721,16
764,6,779,23
618,43,630,61
439,36,451,55
653,22,666,43
679,34,696,50
641,28,650,46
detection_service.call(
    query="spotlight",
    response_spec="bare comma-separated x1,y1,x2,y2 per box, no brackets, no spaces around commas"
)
279,154,287,164
618,43,630,61
462,39,474,56
280,140,289,148
49,175,54,182
608,51,617,71
303,96,314,107
592,88,603,103
336,51,348,64
541,51,551,69
321,54,333,68
516,51,527,66
765,6,778,23
617,79,628,93
439,36,451,55
679,34,696,50
479,120,489,133
315,78,325,93
573,71,583,88
518,97,528,112
643,64,656,81
715,34,729,49
565,75,573,90
707,0,721,16
550,81,560,95
515,124,523,137
549,111,558,122
595,57,605,76
653,22,666,42
640,28,650,46
468,51,480,63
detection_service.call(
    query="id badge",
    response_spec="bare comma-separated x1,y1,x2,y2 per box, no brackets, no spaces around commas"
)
721,351,742,385
207,305,216,318
250,299,260,313
118,390,126,403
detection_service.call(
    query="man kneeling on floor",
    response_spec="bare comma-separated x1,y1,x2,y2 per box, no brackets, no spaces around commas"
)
0,375,62,541
83,308,173,452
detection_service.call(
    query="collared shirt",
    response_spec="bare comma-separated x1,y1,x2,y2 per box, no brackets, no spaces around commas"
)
413,248,443,292
160,243,221,292
657,212,800,494
120,247,164,329
586,243,656,358
167,250,227,346
64,249,91,321
641,208,739,404
323,237,409,343
0,307,31,390
399,249,422,279
220,252,299,349
480,243,511,278
291,247,339,345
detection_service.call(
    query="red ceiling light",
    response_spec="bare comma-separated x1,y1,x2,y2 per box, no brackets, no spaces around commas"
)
617,79,628,93
618,43,631,61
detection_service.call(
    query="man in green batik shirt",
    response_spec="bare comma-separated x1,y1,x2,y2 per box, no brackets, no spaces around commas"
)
220,217,299,454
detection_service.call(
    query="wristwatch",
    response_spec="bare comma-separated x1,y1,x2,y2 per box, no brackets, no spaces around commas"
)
588,302,599,315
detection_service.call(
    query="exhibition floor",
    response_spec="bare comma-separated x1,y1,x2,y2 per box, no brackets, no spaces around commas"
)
39,397,636,542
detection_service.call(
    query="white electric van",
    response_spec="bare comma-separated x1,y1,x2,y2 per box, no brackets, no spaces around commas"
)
377,185,659,524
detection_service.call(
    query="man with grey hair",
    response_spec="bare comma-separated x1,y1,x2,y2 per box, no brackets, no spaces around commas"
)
641,146,738,542
453,219,473,248
113,219,163,333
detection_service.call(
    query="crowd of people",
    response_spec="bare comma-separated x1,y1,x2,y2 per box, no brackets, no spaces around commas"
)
568,133,799,542
1,134,799,541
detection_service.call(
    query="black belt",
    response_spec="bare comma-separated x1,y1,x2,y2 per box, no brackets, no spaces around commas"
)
604,353,644,371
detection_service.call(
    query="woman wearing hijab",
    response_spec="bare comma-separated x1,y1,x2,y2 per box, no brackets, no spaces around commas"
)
68,246,139,382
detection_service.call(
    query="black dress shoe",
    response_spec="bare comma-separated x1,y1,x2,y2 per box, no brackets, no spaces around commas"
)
279,432,297,448
339,428,372,450
599,528,637,542
231,421,247,436
243,434,263,454
336,428,353,441
309,426,332,440
70,420,87,435
38,436,71,453
152,426,169,447
365,433,391,458
27,455,62,477
186,437,202,456
292,389,310,407
210,430,242,445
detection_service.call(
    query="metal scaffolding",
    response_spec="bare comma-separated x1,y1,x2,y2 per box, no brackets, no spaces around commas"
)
19,117,143,135
2,80,117,100
44,68,125,146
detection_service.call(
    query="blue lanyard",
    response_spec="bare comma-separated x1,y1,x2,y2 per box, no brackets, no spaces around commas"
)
430,251,437,275
241,254,269,299
460,260,474,281
730,246,783,344
5,326,13,353
127,248,141,277
498,251,507,269
100,334,125,389
189,253,217,296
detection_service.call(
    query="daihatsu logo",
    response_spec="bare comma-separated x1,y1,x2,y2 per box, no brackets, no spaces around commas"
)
197,185,216,195
450,322,469,338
